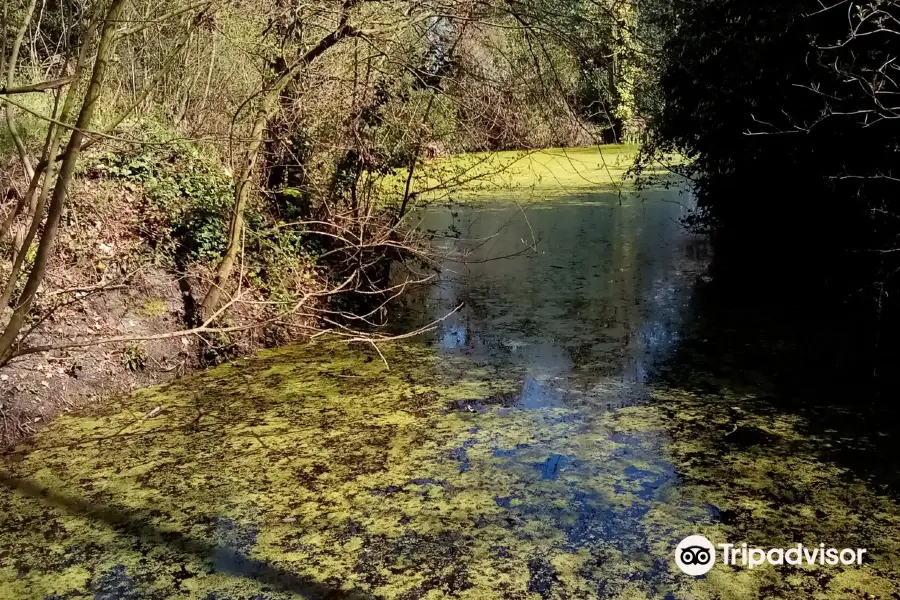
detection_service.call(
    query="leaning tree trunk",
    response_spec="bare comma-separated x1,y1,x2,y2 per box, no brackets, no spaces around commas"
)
197,92,274,321
0,0,126,366
198,22,360,320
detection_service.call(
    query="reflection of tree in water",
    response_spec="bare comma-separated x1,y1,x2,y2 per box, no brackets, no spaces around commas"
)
411,192,700,387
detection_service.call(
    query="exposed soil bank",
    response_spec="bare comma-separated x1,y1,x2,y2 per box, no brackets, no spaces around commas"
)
0,172,316,448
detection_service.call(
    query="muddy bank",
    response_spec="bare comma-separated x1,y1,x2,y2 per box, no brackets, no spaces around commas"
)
0,264,192,447
0,173,317,449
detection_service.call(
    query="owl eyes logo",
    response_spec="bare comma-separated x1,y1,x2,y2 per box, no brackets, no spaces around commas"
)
675,535,716,576
680,546,712,565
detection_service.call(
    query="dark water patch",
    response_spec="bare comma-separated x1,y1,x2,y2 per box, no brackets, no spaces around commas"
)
622,463,676,500
491,443,529,458
209,517,259,575
517,377,568,410
443,391,518,414
526,557,560,598
370,478,447,497
534,454,569,481
448,437,478,473
562,490,656,554
494,495,514,508
723,424,778,449
93,564,140,600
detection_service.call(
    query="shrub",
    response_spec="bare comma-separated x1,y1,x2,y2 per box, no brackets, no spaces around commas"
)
87,144,235,261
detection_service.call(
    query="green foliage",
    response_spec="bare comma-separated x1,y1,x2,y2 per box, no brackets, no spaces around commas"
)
85,138,320,310
84,135,326,315
88,145,235,261
121,342,147,371
243,225,316,306
0,93,55,156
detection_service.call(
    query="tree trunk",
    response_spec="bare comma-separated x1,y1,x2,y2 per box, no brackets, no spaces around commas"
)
4,0,38,181
197,92,274,321
0,0,125,365
198,23,360,320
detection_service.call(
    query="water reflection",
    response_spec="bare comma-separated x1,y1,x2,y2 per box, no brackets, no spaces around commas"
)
396,191,710,593
405,190,702,390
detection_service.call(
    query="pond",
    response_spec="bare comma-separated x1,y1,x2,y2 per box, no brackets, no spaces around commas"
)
1,148,899,599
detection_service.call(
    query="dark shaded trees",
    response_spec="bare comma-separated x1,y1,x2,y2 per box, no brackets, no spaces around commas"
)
640,0,900,289
637,0,900,366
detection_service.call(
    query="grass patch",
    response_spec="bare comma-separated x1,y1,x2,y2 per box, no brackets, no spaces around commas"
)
0,94,54,157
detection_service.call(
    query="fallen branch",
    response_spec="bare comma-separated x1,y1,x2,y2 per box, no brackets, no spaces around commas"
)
0,77,73,95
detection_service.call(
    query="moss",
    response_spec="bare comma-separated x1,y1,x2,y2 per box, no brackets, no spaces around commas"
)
140,299,168,317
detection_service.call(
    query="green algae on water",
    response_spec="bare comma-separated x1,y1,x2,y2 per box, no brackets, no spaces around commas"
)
379,145,676,205
1,340,899,599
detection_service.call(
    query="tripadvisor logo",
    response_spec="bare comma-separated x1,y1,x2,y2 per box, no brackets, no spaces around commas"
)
675,535,716,576
675,535,868,576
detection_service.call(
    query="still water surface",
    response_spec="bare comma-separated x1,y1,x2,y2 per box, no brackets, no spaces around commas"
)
1,153,899,599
